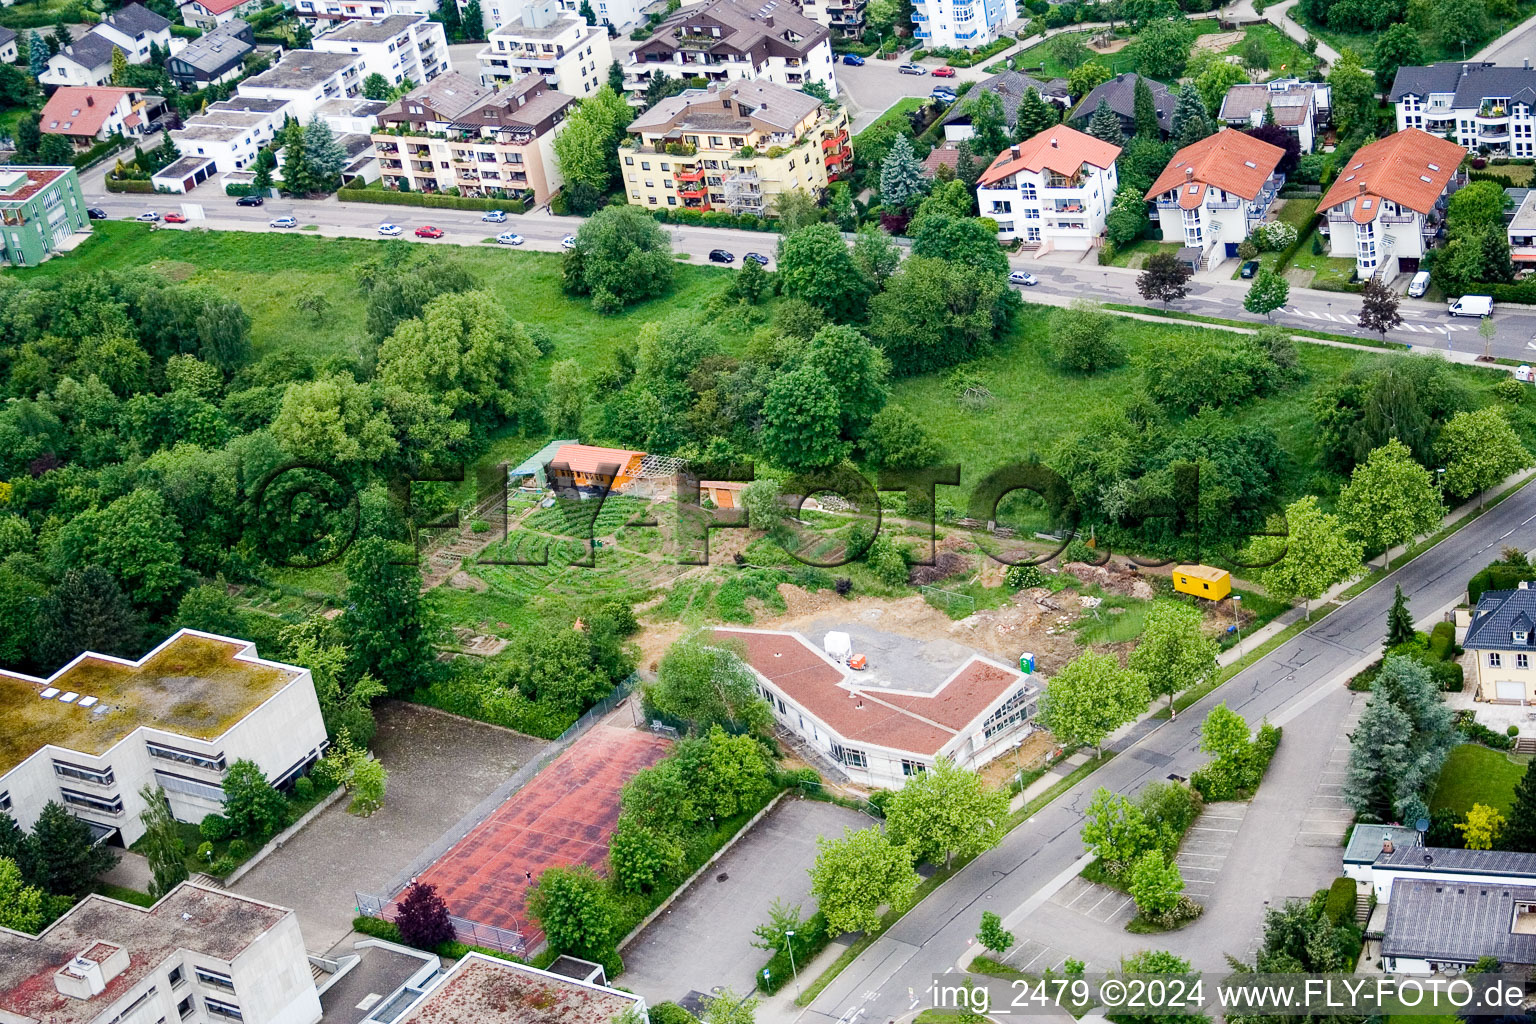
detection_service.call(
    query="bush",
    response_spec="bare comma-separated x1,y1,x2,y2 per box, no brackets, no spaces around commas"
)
210,856,238,876
1253,222,1297,252
1006,564,1048,591
1468,561,1536,604
1062,539,1097,564
336,187,530,212
758,910,833,993
353,915,405,943
1431,659,1464,692
1510,725,1522,738
227,838,251,859
195,841,214,862
650,1004,699,1024
1456,712,1515,750
1323,876,1357,926
1428,621,1457,662
105,178,155,194
293,776,314,800
199,814,235,842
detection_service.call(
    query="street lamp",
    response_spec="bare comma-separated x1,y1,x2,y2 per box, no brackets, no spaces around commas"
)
1232,594,1243,657
785,929,799,997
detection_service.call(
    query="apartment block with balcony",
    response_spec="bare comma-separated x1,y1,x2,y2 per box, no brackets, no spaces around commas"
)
0,166,89,268
621,78,848,215
1147,128,1286,270
0,630,328,848
236,48,366,122
794,0,865,39
976,125,1119,251
910,0,1008,52
0,883,321,1024
172,96,290,174
1510,188,1536,267
623,0,837,104
312,14,449,88
1318,128,1468,282
1392,61,1536,158
373,70,575,204
288,0,438,26
476,0,612,97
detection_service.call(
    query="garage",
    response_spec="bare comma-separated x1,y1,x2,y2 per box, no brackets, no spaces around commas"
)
1497,680,1525,702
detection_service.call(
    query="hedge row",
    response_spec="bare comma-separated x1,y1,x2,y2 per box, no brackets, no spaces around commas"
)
933,34,1016,67
1273,214,1320,275
336,187,527,213
106,178,155,193
1468,561,1536,604
650,207,781,231
224,183,264,197
1323,876,1357,926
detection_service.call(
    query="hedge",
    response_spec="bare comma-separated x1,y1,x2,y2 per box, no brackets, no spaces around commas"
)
106,178,155,193
932,34,1016,67
336,187,527,213
1468,562,1536,604
1428,621,1457,662
74,134,126,171
1323,877,1357,926
650,207,781,231
756,910,832,993
170,23,202,37
225,183,265,197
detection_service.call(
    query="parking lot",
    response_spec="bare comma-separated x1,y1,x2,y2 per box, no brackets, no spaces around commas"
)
1176,802,1249,903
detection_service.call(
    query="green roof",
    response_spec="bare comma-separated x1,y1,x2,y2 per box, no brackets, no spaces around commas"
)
0,632,300,775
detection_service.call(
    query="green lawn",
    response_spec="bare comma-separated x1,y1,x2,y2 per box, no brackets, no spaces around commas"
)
1429,743,1529,815
1108,238,1180,268
1013,20,1225,82
1217,24,1322,81
855,96,926,144
0,0,84,29
1233,198,1320,279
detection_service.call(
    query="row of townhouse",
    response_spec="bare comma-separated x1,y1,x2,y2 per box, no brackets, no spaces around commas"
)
619,78,849,214
1391,60,1536,158
41,3,173,87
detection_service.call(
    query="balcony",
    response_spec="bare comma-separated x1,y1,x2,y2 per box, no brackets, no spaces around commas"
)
1208,199,1241,210
675,166,705,181
826,148,849,166
821,130,848,150
678,186,708,198
1479,102,1510,120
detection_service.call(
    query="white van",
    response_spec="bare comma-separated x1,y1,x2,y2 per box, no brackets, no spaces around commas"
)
1407,270,1430,298
1448,295,1494,317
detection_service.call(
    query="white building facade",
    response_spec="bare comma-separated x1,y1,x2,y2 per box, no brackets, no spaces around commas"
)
1391,61,1536,158
235,48,365,122
1147,128,1285,269
910,0,1009,51
976,125,1120,250
476,0,612,97
173,97,290,173
288,0,437,25
311,14,449,88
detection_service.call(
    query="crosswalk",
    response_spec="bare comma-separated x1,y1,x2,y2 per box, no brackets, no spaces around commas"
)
1280,306,1473,334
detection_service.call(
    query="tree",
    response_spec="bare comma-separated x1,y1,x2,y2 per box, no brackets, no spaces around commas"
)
342,536,439,693
1132,76,1161,137
1436,407,1532,507
580,0,596,21
741,478,783,532
1128,849,1185,919
607,60,624,93
1014,86,1062,142
1457,803,1506,850
0,857,48,933
138,785,187,898
761,364,847,470
250,150,274,196
28,801,118,897
1137,251,1192,307
1128,18,1195,81
809,827,920,935
862,404,943,469
363,72,393,100
347,756,388,816
705,990,758,1024
437,0,462,36
174,582,245,637
1106,184,1148,245
805,324,889,438
1357,277,1403,341
1243,268,1289,321
1336,438,1444,569
1039,650,1150,757
884,758,1008,867
879,134,927,211
1080,788,1153,878
1129,600,1217,712
961,89,1008,156
528,865,621,961
1170,82,1211,147
1504,764,1536,852
111,44,128,85
565,204,675,312
552,86,630,201
1066,62,1112,105
27,31,47,80
774,188,822,233
1385,584,1415,648
647,635,771,733
35,566,143,669
222,759,288,840
1328,48,1375,137
866,256,1015,376
50,488,185,612
776,223,872,323
1240,34,1271,74
396,881,455,948
302,114,348,190
1195,61,1247,119
1372,22,1426,94
1254,496,1363,618
1198,702,1251,765
1048,32,1092,69
977,910,1014,953
1447,180,1508,237
547,358,588,438
1087,97,1125,146
1344,682,1413,822
1048,300,1123,373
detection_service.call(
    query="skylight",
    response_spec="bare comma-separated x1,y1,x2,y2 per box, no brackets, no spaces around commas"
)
1362,199,1372,208
1243,160,1256,168
1420,175,1432,182
1427,162,1439,171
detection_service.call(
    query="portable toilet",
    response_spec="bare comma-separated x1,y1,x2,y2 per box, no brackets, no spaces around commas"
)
1173,564,1231,601
1019,652,1035,674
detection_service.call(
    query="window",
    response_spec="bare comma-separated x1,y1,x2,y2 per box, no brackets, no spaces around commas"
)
901,759,927,777
1491,652,1504,668
830,743,867,768
1520,654,1530,670
61,789,123,815
1516,630,1529,644
205,998,243,1022
168,966,184,988
195,968,236,993
983,688,1034,739
0,791,10,812
146,742,225,772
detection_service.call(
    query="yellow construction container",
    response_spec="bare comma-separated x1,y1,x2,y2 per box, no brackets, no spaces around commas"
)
1173,564,1231,601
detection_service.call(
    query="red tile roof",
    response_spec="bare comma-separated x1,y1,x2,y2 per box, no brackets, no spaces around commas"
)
1147,128,1286,207
549,444,645,476
978,124,1121,187
1318,128,1467,220
716,629,1026,756
186,0,250,15
40,86,134,139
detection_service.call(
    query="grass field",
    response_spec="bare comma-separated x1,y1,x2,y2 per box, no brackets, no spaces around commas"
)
1214,24,1321,80
1108,238,1179,268
855,96,927,143
1429,743,1529,815
1010,20,1225,82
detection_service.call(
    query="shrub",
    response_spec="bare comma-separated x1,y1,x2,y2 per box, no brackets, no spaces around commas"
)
210,856,238,876
1511,725,1522,738
336,187,530,213
195,841,214,862
1456,712,1515,750
1062,539,1097,564
227,838,251,859
651,1004,699,1024
758,910,833,993
1006,564,1048,591
353,915,405,942
293,776,314,800
1431,660,1464,692
1428,621,1457,662
1323,876,1357,926
1255,222,1297,252
200,814,235,842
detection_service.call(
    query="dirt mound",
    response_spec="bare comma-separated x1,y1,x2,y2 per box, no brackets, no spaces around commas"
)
908,551,972,586
1062,560,1156,599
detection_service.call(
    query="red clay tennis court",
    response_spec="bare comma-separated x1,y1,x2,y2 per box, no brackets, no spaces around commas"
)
414,724,671,948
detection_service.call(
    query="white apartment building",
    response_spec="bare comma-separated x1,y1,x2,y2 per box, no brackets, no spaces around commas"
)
793,0,865,39
467,0,642,32
716,627,1038,790
0,630,327,848
624,0,837,103
910,0,1009,51
476,0,611,97
180,0,266,29
1391,61,1536,158
1218,80,1329,154
172,96,290,174
236,48,365,122
312,13,449,89
40,34,119,88
288,0,437,26
1511,188,1536,267
976,124,1120,250
1147,127,1286,269
0,884,322,1024
94,3,175,63
1318,128,1466,282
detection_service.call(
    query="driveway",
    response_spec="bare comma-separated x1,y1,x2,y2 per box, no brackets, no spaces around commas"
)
620,797,871,1004
228,701,544,950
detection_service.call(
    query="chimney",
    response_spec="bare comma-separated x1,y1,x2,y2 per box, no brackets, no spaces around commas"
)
1520,581,1529,590
1184,165,1193,179
1358,180,1366,194
764,13,773,25
1382,835,1394,855
1049,136,1058,148
87,95,94,106
1526,58,1531,70
1010,144,1020,158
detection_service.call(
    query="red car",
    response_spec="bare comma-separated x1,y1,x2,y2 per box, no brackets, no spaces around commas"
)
931,65,957,77
164,212,187,223
415,225,445,238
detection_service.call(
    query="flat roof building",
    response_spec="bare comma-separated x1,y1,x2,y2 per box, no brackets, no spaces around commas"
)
365,952,647,1024
0,165,91,268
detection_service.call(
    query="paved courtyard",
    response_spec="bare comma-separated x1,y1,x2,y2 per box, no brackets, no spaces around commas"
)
620,797,870,1004
230,701,544,951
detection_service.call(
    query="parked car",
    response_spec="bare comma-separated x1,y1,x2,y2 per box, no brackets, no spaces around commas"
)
1448,294,1493,317
841,53,866,65
931,65,956,77
1008,270,1038,286
482,210,508,222
898,63,926,75
561,234,577,249
235,194,265,207
497,231,525,245
1239,260,1259,278
164,212,187,224
86,207,108,220
415,225,445,238
269,215,298,228
744,251,770,266
1408,270,1431,298
378,223,403,236
930,87,956,102
709,248,735,263
134,211,160,222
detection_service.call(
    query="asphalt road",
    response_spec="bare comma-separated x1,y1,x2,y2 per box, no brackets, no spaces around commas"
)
798,478,1536,1024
